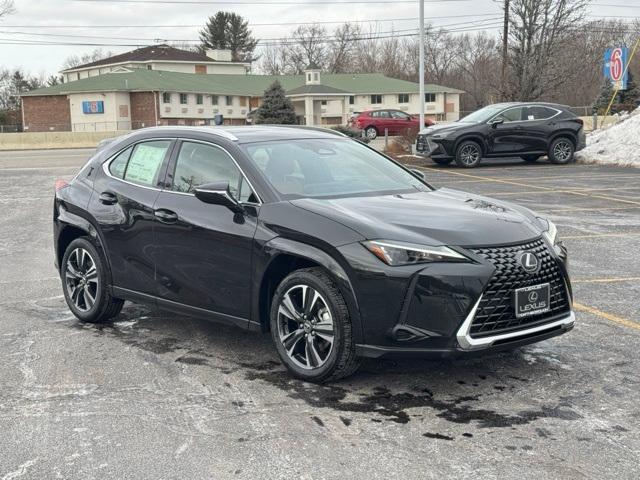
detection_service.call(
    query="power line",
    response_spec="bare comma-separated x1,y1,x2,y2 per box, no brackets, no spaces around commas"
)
71,0,470,4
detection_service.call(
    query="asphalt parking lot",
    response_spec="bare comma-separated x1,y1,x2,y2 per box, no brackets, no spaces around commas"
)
1,148,639,479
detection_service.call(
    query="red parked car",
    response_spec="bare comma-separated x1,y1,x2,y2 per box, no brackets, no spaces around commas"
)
351,109,435,139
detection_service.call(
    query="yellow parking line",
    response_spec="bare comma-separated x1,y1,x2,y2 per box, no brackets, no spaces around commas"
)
563,232,640,239
445,173,637,184
540,206,640,213
573,277,640,284
574,302,640,331
483,186,640,197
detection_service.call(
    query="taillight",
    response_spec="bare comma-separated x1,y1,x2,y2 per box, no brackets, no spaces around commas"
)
55,179,69,192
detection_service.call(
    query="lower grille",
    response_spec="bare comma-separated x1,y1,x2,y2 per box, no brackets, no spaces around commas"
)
469,238,570,338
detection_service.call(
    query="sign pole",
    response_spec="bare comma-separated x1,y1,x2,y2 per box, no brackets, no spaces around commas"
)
419,0,425,130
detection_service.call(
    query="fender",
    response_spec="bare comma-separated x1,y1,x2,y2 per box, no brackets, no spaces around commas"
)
549,130,577,146
454,134,488,155
251,237,363,343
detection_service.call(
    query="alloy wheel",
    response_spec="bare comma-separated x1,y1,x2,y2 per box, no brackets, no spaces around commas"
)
459,144,480,166
276,284,335,370
553,141,572,163
366,127,377,140
64,248,99,312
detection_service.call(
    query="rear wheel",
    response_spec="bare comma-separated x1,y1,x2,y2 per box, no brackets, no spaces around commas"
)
364,126,378,140
270,268,361,383
521,155,540,162
61,238,123,323
432,157,453,165
455,140,482,168
548,137,575,164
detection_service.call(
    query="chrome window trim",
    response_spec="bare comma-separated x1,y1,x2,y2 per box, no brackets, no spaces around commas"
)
487,106,562,125
101,138,175,192
163,138,263,205
456,295,575,350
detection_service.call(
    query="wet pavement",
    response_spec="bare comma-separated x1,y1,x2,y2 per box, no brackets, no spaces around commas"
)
1,150,638,479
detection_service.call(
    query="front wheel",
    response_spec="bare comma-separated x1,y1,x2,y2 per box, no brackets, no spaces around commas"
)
455,140,482,168
61,237,123,323
270,268,361,383
548,138,575,164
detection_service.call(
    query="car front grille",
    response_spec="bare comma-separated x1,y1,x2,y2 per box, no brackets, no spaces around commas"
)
468,238,570,338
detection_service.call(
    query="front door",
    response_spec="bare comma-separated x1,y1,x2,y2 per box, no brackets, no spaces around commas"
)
90,139,174,295
488,106,526,154
152,139,259,322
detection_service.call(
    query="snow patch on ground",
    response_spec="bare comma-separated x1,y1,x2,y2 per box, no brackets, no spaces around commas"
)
576,109,640,167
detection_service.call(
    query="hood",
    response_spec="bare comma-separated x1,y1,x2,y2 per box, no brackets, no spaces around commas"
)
291,188,545,247
419,122,475,136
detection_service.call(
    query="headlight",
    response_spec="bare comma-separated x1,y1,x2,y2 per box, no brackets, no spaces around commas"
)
539,218,559,245
431,132,450,140
362,240,468,266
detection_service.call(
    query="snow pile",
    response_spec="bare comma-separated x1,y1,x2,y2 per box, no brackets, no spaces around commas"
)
576,108,640,167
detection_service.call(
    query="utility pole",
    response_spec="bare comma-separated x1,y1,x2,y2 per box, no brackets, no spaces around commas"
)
419,0,425,129
501,0,510,101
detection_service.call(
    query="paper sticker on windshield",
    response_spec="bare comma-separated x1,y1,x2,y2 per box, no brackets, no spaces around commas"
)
125,144,166,184
528,115,534,120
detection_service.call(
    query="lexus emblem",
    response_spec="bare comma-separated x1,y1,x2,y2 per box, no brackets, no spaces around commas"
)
518,252,540,273
528,291,539,302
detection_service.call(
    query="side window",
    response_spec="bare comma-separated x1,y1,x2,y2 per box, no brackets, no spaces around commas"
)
109,146,132,179
172,141,255,202
378,110,391,118
495,107,524,123
391,111,410,120
527,106,558,120
123,140,172,187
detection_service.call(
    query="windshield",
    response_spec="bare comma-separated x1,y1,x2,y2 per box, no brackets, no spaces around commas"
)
242,138,431,199
458,105,505,123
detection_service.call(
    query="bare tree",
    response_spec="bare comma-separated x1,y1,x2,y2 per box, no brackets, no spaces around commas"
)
0,0,15,19
454,32,501,110
506,0,588,101
327,23,361,73
284,25,328,73
62,49,113,70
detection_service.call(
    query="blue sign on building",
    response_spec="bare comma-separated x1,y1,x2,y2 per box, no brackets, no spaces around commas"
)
82,101,105,114
604,47,628,90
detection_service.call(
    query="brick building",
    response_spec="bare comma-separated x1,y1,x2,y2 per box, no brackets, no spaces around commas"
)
21,68,464,132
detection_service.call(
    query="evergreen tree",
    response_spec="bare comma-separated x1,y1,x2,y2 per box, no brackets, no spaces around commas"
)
593,78,615,115
617,72,640,112
255,82,297,125
199,12,258,62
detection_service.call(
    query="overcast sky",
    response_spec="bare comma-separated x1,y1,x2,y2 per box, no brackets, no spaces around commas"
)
0,0,635,76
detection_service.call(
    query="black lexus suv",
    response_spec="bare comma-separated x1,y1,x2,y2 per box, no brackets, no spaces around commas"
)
54,126,574,382
416,102,586,168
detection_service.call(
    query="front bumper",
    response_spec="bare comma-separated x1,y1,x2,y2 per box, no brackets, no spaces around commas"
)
416,134,453,159
339,237,574,359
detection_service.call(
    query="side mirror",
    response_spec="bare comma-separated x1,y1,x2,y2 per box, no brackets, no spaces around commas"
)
194,182,244,214
491,118,504,128
410,169,426,180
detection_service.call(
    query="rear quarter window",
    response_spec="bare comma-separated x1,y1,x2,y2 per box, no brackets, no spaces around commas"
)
123,141,172,187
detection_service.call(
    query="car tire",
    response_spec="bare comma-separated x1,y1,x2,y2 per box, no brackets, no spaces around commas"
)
521,155,540,162
270,267,361,383
548,137,575,164
364,126,378,140
432,158,453,165
61,237,124,323
455,140,483,168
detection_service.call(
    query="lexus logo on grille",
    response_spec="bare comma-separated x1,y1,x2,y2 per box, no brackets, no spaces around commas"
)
518,251,540,273
528,291,539,302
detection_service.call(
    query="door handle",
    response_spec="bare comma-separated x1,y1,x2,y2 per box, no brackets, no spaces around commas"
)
99,191,118,205
154,209,178,223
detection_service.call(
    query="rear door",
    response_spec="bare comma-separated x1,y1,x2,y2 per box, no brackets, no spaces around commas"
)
89,139,174,295
389,110,414,135
151,139,260,323
521,105,561,152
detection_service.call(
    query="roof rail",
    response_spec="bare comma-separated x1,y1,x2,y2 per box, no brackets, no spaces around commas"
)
267,125,348,138
149,125,239,141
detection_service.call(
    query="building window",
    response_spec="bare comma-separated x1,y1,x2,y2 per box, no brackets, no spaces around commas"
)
371,94,383,104
398,93,409,104
425,93,436,103
349,96,355,105
313,72,319,82
147,65,153,70
196,94,203,105
226,96,233,106
239,96,247,107
162,92,171,104
321,100,327,106
180,94,188,104
212,95,218,105
195,65,207,74
307,73,312,82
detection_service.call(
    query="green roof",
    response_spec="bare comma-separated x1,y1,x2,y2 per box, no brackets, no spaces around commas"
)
22,69,464,97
